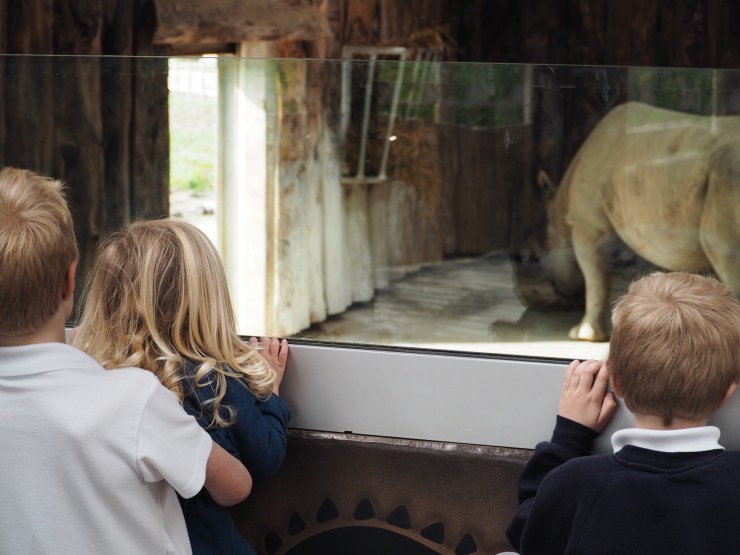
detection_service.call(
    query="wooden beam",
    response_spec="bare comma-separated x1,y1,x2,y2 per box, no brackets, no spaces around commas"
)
169,42,235,56
152,0,331,45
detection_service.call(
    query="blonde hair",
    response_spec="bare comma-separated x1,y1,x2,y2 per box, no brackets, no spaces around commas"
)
609,272,740,426
76,219,275,427
0,167,78,336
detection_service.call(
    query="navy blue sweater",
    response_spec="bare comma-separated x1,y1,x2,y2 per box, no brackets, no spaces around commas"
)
507,416,740,555
179,360,291,555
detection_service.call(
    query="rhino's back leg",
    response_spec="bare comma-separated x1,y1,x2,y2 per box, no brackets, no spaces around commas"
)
702,159,740,297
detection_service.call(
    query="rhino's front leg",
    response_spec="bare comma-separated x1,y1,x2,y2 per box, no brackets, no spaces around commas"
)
569,225,612,341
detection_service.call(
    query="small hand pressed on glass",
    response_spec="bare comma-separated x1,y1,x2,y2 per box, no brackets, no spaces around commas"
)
558,359,617,433
249,336,289,395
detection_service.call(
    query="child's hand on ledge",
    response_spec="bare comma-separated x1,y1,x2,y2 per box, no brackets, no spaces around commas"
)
249,336,289,395
558,359,617,433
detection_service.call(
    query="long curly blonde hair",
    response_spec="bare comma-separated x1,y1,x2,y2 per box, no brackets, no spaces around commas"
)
75,219,275,427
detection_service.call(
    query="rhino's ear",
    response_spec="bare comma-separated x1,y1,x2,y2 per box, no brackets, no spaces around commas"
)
537,170,557,194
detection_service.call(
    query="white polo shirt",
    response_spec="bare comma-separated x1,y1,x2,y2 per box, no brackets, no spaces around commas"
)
0,342,212,554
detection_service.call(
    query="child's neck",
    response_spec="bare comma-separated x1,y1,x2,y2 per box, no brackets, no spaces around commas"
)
0,310,67,347
633,413,709,430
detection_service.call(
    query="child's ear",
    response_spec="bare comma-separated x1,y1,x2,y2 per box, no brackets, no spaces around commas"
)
609,374,624,398
718,382,738,409
61,261,77,301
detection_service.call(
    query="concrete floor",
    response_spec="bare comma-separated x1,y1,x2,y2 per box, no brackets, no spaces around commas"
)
295,252,613,361
173,193,617,361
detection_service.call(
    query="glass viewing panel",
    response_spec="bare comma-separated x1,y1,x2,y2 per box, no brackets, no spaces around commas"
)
7,55,737,362
169,56,218,246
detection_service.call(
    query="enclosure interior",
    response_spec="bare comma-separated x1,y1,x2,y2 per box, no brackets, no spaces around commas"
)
10,54,740,555
166,56,739,361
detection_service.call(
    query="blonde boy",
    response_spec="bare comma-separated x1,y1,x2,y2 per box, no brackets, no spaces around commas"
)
507,272,740,555
0,168,251,554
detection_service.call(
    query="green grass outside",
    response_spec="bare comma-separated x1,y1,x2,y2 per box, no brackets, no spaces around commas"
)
169,91,217,192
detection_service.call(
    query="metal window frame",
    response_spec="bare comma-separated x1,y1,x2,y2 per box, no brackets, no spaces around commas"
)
340,46,408,184
279,342,740,452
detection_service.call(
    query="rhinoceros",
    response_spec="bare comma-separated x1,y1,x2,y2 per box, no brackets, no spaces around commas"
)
538,101,740,341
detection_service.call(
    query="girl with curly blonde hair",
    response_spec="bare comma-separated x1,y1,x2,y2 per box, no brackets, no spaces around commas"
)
76,219,290,555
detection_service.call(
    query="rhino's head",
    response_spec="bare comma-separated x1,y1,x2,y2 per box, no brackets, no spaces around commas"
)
540,245,584,299
537,170,585,301
511,170,585,309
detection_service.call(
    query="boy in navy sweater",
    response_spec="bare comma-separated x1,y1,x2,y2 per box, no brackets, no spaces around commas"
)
506,272,740,555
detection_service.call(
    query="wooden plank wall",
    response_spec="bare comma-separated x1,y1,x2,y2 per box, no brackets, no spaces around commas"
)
0,0,170,294
450,1,740,69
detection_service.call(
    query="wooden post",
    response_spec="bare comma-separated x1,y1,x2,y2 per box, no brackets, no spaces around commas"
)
0,0,6,166
101,0,135,229
343,0,378,44
52,0,105,294
708,0,740,115
4,0,54,173
564,1,625,161
131,0,170,219
605,0,659,66
378,0,443,43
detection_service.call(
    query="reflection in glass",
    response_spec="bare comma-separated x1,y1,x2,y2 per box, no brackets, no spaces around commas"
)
193,59,736,361
165,58,740,358
4,55,736,361
168,56,218,245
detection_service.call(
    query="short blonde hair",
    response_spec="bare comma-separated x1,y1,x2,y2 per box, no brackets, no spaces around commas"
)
0,167,78,336
75,219,275,427
609,272,740,425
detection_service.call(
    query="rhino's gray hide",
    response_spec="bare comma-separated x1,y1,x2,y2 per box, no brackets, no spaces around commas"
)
543,102,739,341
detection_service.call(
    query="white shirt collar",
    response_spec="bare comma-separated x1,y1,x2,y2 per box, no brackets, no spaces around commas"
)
0,342,102,377
611,426,723,453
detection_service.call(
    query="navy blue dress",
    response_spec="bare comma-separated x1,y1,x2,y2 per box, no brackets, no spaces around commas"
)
179,359,291,555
